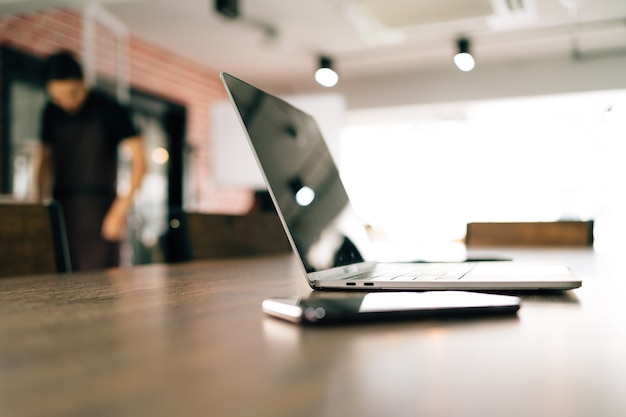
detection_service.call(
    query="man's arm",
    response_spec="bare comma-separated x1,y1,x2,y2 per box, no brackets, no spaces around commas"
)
37,144,54,202
101,136,147,241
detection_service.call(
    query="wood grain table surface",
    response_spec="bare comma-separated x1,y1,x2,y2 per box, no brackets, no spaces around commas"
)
1,249,625,417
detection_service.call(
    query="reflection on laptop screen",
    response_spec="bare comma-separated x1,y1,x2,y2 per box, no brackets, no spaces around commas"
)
222,73,372,273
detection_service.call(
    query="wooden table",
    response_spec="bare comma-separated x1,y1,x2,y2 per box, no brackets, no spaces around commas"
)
1,248,625,417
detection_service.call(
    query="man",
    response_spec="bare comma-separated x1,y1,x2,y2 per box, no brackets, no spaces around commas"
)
38,51,146,271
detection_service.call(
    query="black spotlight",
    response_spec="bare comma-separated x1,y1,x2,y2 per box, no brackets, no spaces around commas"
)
314,56,339,87
454,37,475,72
215,0,239,19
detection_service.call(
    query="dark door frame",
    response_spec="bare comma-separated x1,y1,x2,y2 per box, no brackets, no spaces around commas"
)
0,46,45,192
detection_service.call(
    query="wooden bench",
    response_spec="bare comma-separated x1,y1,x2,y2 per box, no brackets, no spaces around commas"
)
185,212,291,260
465,221,594,247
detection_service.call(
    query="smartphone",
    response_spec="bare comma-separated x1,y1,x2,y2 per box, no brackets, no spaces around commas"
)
262,291,520,324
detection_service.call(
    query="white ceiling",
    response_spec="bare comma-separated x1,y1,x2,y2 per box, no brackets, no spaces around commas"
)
108,0,626,90
3,0,626,93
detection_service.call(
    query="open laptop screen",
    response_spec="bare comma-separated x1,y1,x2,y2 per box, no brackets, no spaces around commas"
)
222,73,582,291
222,72,372,274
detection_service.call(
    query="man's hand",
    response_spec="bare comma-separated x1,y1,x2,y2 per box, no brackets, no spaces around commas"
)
101,197,131,242
102,136,146,242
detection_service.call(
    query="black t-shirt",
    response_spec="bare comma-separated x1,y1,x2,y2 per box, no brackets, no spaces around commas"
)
41,90,139,197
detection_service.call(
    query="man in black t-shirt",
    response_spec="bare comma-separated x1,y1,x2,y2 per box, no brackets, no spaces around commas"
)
37,51,146,271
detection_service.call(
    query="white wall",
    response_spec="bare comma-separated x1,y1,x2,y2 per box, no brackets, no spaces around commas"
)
212,94,346,188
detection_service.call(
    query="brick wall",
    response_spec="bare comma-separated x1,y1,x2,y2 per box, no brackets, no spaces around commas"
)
0,9,252,213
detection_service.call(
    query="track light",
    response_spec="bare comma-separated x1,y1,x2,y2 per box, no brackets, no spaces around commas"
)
454,38,475,72
314,56,339,87
214,0,239,19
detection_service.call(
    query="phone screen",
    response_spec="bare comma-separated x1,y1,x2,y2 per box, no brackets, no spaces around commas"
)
262,291,520,324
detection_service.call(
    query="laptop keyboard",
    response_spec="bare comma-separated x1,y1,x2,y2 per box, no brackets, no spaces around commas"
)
349,263,475,282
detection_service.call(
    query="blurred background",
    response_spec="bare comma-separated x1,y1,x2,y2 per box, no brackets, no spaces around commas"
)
1,0,625,264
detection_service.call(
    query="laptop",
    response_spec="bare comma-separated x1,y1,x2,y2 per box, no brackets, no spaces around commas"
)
221,72,581,291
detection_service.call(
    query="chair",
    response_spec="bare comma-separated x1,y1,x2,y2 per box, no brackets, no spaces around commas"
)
465,220,594,248
185,212,291,260
0,200,71,277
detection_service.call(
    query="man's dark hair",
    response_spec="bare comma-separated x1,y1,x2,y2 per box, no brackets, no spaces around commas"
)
41,51,84,84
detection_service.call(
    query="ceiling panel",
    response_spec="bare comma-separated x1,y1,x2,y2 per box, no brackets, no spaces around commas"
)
359,0,493,28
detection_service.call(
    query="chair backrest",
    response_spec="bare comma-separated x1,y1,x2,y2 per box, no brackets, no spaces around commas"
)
185,212,291,260
0,200,71,277
465,221,594,248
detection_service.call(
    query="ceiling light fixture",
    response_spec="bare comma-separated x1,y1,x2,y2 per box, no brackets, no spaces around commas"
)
214,0,239,19
314,56,339,87
453,38,476,72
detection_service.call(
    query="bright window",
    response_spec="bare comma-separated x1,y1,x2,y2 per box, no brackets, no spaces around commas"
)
339,90,626,251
